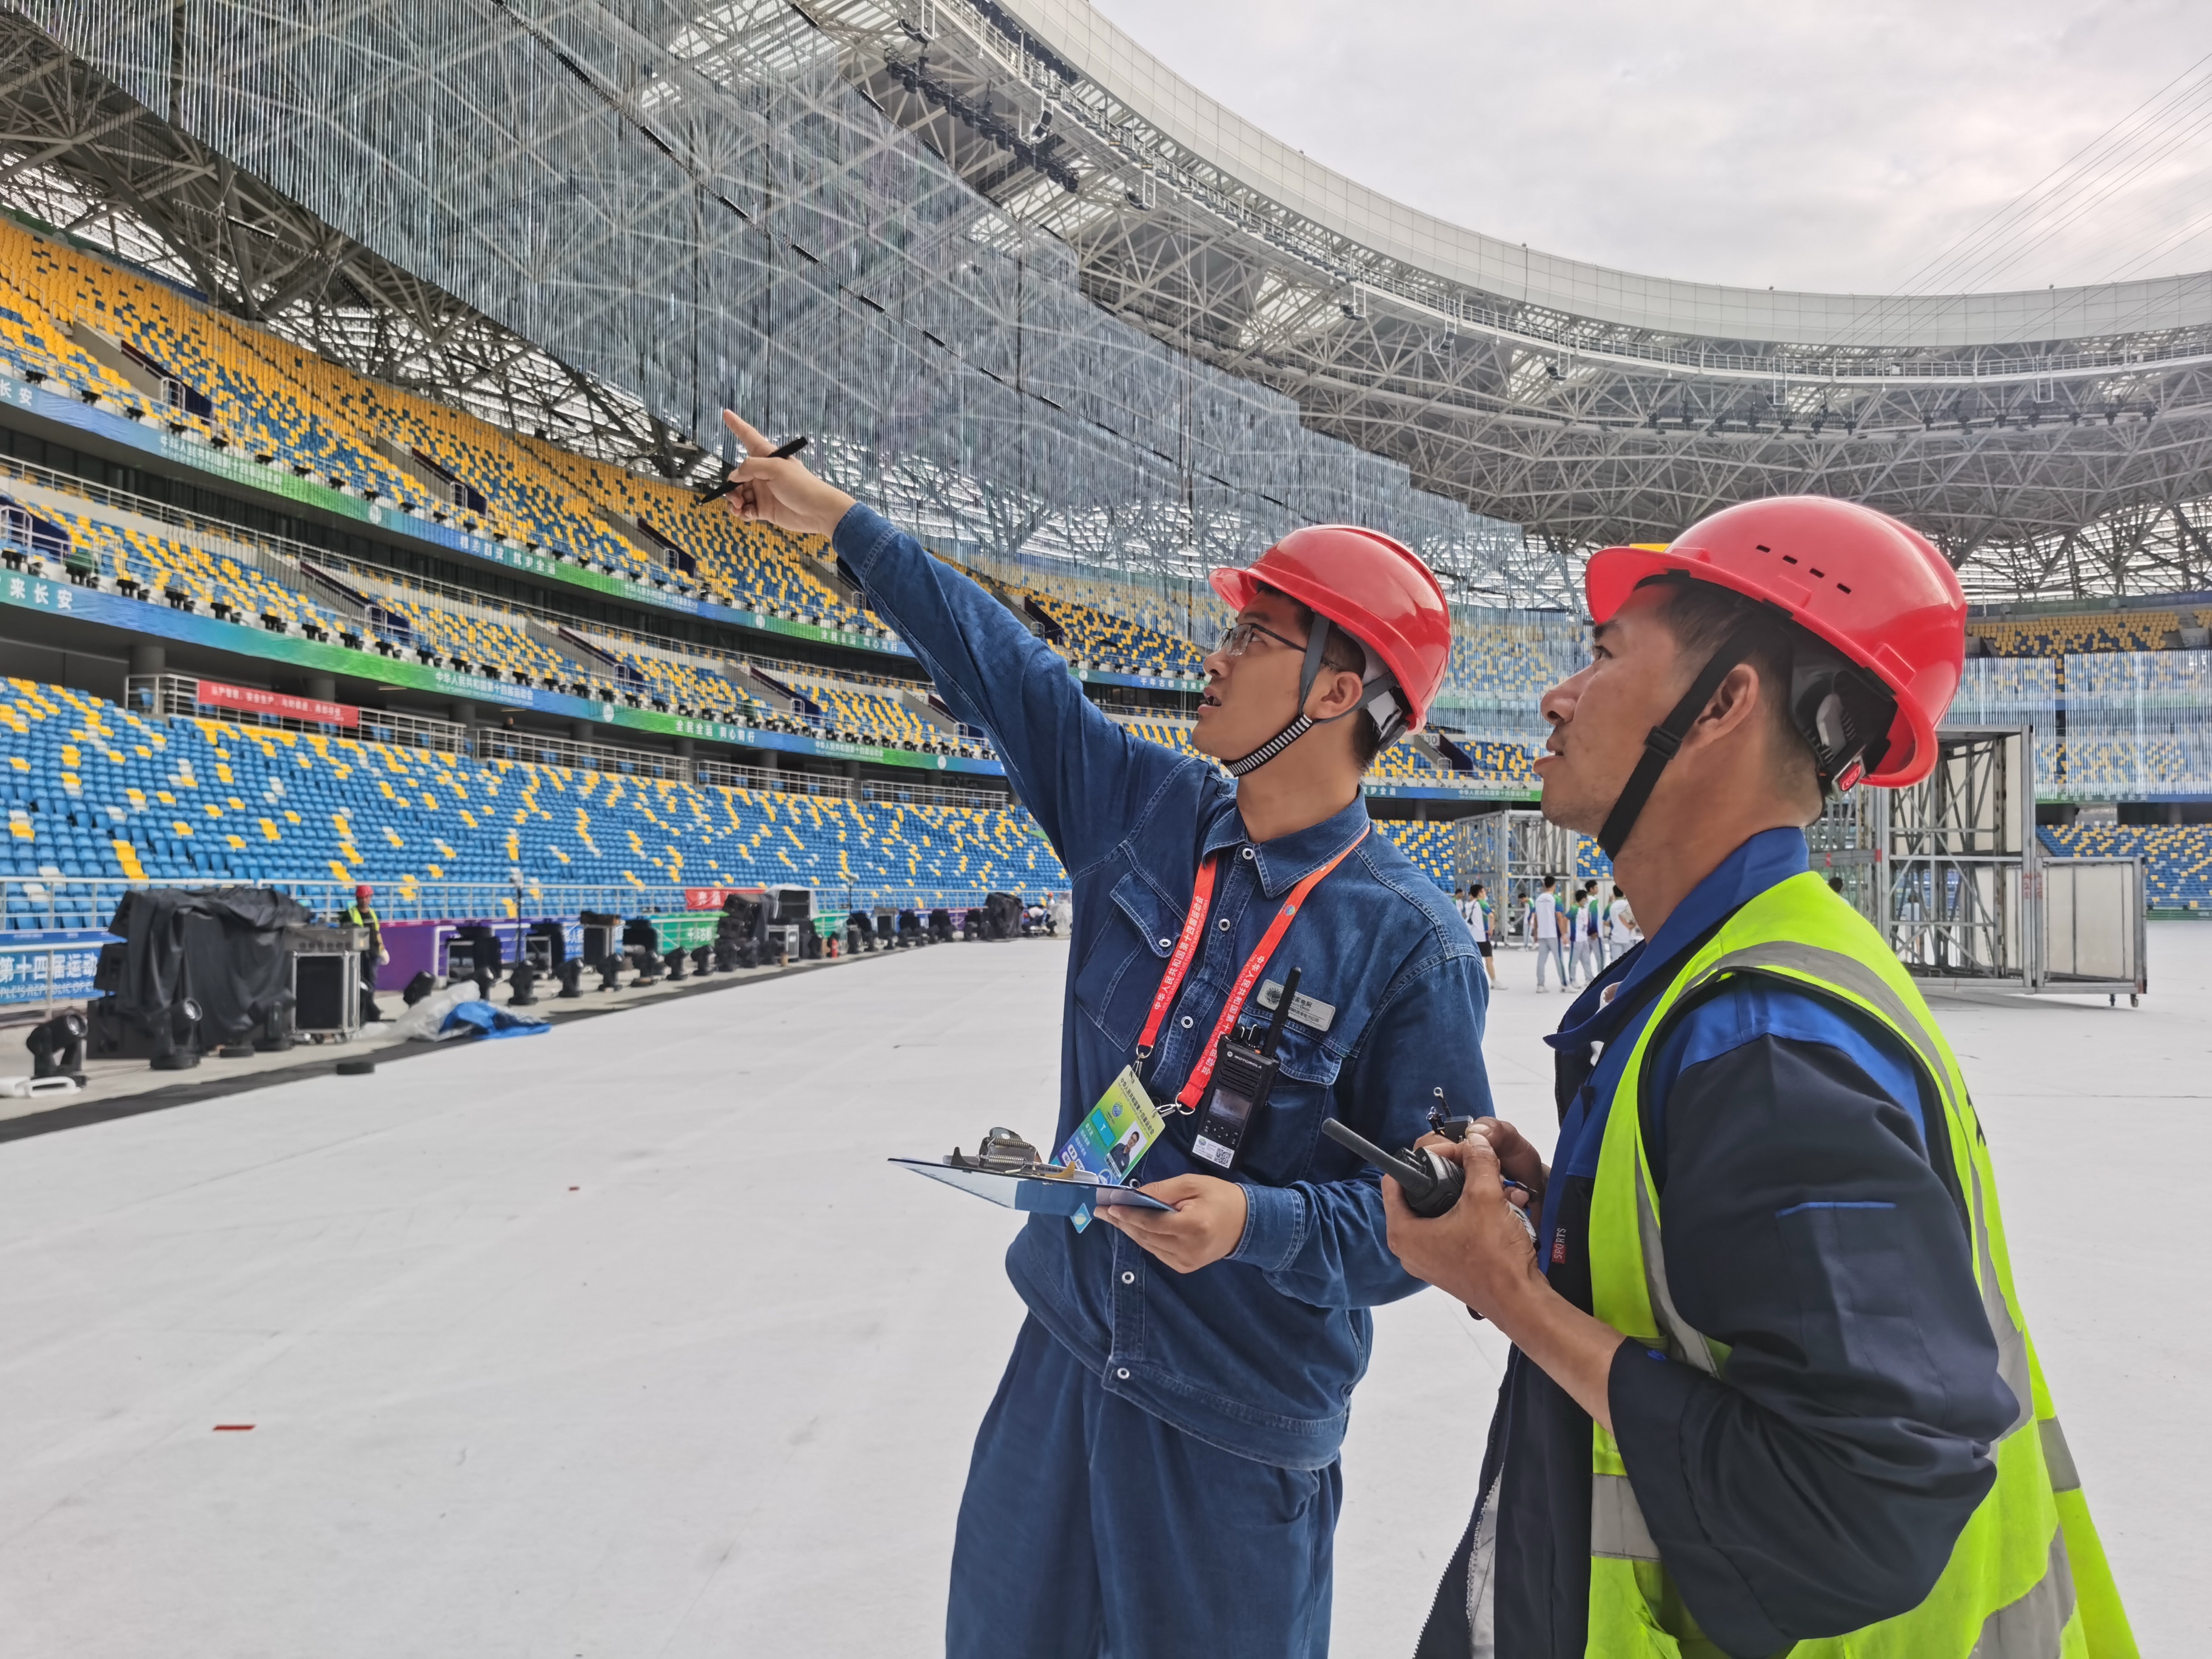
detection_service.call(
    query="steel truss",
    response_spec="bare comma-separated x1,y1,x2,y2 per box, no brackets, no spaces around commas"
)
2,2,1552,607
794,0,2212,600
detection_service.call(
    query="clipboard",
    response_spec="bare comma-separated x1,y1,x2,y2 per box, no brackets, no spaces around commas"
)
891,1158,1176,1217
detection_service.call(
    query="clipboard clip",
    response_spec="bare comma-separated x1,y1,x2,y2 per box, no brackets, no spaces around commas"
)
947,1126,1069,1178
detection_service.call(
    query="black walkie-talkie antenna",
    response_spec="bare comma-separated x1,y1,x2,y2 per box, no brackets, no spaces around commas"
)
1259,966,1300,1057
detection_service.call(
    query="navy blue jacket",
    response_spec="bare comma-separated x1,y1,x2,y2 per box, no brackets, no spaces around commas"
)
1418,828,2017,1658
835,504,1495,1468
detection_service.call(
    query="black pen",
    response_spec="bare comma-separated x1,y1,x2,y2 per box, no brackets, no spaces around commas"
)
694,435,808,504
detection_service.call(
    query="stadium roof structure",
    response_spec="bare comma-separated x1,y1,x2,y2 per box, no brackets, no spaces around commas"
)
6,2,2212,608
792,0,2212,601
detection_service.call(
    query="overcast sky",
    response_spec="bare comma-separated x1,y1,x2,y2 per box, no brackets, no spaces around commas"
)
1088,0,2212,294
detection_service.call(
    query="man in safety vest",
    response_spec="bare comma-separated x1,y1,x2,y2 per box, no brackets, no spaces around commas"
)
717,412,1493,1657
1382,496,2134,1658
344,882,387,1019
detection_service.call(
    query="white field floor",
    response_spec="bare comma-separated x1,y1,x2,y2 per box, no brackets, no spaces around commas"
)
0,925,2194,1657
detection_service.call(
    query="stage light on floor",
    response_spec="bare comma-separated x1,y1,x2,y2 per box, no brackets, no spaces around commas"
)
25,1010,88,1085
150,996,204,1071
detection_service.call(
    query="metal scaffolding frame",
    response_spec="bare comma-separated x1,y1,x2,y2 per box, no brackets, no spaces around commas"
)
1868,726,2143,997
1455,808,1589,943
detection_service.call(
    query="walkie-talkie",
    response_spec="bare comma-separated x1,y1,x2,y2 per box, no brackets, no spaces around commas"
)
1319,1118,1466,1217
1191,967,1301,1171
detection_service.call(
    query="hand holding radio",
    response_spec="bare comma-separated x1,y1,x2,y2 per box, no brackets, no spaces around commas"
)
1374,1124,1545,1322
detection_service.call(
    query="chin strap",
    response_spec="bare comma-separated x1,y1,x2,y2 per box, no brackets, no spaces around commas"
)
1222,618,1407,779
1595,622,1765,859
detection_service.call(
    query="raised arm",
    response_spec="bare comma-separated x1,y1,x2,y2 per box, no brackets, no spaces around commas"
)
716,412,1191,865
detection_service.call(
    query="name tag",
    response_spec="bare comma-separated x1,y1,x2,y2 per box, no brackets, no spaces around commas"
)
1257,979,1334,1034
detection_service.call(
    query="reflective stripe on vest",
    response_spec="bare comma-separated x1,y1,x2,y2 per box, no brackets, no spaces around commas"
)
1581,872,2136,1659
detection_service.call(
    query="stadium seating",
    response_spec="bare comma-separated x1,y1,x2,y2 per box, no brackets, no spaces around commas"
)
783,674,944,749
2040,824,2212,910
1119,718,1197,756
603,648,776,721
1971,612,2180,657
1437,614,1584,708
1028,592,1205,677
35,508,381,645
0,680,1064,923
1456,740,1540,785
376,597,596,689
1374,820,1456,888
1370,742,1453,779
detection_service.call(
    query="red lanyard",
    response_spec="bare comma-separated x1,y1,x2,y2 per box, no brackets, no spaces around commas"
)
1134,827,1369,1110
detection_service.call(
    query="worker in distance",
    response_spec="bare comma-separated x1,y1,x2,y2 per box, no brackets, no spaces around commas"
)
716,410,1492,1658
1381,498,2135,1657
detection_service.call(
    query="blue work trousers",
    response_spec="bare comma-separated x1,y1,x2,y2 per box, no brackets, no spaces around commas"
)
947,1316,1341,1659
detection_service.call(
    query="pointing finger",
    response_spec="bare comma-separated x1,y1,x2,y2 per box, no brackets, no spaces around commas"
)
720,409,774,455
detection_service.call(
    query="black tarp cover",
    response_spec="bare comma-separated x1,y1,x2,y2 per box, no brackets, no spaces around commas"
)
100,887,314,1049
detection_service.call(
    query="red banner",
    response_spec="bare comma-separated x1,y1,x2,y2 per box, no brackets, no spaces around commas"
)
198,679,358,728
684,886,767,911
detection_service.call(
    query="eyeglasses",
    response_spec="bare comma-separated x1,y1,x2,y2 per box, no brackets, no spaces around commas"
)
1213,619,1305,658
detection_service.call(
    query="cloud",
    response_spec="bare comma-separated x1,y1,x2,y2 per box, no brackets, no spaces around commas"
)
1087,0,2212,293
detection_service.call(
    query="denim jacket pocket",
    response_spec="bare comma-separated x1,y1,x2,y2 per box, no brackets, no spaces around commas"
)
1234,1024,1344,1187
1073,868,1176,1050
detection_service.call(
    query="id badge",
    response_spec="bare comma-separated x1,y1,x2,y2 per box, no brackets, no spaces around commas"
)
1057,1065,1167,1228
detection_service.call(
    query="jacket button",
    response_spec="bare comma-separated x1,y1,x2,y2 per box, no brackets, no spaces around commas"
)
1158,937,1171,950
1241,846,1255,859
1217,917,1232,931
1180,1015,1194,1028
1116,1367,1131,1381
1122,1270,1136,1284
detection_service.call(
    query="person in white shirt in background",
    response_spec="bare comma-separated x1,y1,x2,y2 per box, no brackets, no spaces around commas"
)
1608,882,1638,955
1577,883,1603,978
1532,873,1565,990
1465,880,1498,987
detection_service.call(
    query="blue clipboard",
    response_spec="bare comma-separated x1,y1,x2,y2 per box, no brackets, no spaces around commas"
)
890,1158,1175,1217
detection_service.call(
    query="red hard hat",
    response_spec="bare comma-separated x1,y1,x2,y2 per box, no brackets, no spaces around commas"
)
1210,526,1453,731
1584,496,1965,788
355,883,374,901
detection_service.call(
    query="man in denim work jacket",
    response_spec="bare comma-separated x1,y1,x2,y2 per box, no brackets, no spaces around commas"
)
719,413,1492,1658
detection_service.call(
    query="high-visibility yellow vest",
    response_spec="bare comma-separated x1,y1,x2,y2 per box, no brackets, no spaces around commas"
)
1585,871,2135,1658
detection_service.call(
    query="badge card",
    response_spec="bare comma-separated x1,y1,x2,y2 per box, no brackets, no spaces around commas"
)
1057,1065,1166,1185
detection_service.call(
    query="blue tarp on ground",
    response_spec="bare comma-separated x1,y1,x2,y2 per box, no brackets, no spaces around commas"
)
440,1000,550,1040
